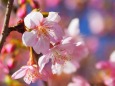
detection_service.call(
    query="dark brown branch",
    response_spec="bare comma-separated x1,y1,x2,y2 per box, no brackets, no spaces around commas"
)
0,0,14,52
9,20,25,34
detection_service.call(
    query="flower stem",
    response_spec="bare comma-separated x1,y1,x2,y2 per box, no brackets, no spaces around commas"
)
28,47,36,65
0,0,14,52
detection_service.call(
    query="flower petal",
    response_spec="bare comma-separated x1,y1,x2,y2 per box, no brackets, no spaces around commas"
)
62,37,73,44
38,54,50,73
22,30,38,46
23,76,31,84
63,61,78,74
12,66,28,79
48,23,64,42
46,12,61,23
24,12,43,29
33,36,50,54
41,61,53,78
51,63,62,74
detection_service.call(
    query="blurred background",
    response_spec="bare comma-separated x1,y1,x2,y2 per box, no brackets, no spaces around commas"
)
0,0,115,86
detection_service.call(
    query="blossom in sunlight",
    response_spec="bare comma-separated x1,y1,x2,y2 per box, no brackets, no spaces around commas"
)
96,50,115,86
67,76,90,86
22,11,64,54
51,61,79,75
12,65,47,84
38,37,88,74
67,18,80,37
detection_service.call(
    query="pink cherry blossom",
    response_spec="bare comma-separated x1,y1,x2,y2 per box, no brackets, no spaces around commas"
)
96,61,115,86
22,11,64,54
96,51,115,86
38,37,88,74
12,65,47,84
67,76,90,86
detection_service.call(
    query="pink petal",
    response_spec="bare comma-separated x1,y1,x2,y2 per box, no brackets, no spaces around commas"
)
72,76,90,86
47,31,57,43
41,61,53,78
63,61,78,74
62,37,73,44
67,18,80,36
46,12,61,23
73,42,88,60
49,23,64,42
24,12,43,29
51,63,62,74
38,54,50,73
33,36,50,54
68,76,90,86
53,23,64,40
22,30,38,46
96,61,110,70
12,66,28,79
23,77,31,84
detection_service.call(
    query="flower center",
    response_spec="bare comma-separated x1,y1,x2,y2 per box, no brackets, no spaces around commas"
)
52,49,70,64
37,26,48,36
25,67,39,83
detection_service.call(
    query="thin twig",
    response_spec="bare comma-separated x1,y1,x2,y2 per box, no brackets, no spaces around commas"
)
0,0,14,52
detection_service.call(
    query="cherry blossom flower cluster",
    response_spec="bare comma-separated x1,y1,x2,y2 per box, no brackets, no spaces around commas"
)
11,11,88,84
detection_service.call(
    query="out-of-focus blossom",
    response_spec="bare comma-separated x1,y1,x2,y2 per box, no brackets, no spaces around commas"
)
9,13,19,26
67,18,80,37
5,75,26,86
0,60,9,82
110,51,115,62
51,61,79,75
48,73,72,86
22,11,63,54
85,37,99,53
18,0,26,5
1,43,16,69
29,0,40,9
96,50,115,86
68,76,90,86
88,11,104,35
17,4,26,18
16,0,40,18
1,43,15,54
38,37,88,74
1,53,15,69
12,65,47,84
